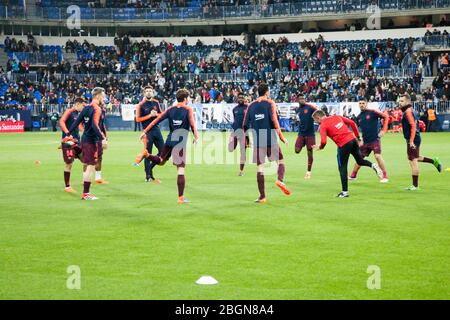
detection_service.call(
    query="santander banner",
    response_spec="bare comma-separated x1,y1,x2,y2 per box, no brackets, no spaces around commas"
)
0,121,25,133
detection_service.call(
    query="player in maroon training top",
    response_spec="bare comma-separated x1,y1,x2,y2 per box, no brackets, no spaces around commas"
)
66,88,107,200
139,89,199,204
312,110,383,198
399,94,442,191
349,98,389,183
294,93,318,180
134,85,164,183
94,102,108,184
59,97,85,193
243,83,291,203
228,93,249,176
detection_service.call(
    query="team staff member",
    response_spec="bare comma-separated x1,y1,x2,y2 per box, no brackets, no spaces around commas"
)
312,110,384,198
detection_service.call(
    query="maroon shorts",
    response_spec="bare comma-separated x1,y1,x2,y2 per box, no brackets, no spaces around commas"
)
253,145,284,165
360,141,382,157
81,142,98,166
62,143,82,164
407,143,420,161
97,141,103,162
228,132,249,152
159,144,186,168
295,135,315,153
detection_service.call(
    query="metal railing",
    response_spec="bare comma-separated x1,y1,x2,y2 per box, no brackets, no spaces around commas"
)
423,35,450,48
1,0,450,22
6,100,449,119
13,67,416,83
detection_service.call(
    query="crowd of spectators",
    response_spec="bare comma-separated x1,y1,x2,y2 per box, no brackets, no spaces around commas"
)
1,33,450,112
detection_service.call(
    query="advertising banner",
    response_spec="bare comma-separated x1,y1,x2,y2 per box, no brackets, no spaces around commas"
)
0,121,25,133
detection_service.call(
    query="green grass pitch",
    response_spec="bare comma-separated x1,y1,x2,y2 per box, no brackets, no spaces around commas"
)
0,131,449,299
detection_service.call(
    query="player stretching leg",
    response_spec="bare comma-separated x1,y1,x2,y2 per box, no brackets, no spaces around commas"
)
312,110,383,198
228,93,249,176
399,94,442,191
66,88,107,200
349,98,389,183
95,102,109,184
139,89,199,204
135,85,164,182
243,83,291,203
59,97,85,193
294,93,317,180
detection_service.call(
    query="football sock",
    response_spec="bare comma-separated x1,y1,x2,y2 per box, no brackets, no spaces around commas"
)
307,150,313,171
350,171,357,178
277,163,285,182
240,163,244,171
412,175,419,187
257,172,265,199
95,171,102,180
83,181,91,194
64,171,70,187
420,157,434,164
177,175,185,197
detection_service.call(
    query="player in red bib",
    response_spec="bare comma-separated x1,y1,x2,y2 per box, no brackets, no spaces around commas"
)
312,110,383,198
59,97,85,193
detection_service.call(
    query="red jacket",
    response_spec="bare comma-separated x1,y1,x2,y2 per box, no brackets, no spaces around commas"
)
319,115,360,149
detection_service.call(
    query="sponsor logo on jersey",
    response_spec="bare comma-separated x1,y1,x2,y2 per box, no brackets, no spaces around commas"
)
173,120,183,126
255,114,265,121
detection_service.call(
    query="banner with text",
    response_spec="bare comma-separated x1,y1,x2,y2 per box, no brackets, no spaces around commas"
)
0,121,25,133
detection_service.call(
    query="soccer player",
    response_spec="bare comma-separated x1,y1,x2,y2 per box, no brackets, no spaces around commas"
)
66,87,107,200
228,93,249,176
139,89,199,204
399,94,442,191
349,98,389,183
59,97,85,193
294,93,318,180
312,110,384,198
135,85,164,182
94,102,108,184
243,83,291,203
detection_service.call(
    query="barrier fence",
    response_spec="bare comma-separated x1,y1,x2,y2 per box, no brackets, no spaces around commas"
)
13,100,450,119
1,0,450,22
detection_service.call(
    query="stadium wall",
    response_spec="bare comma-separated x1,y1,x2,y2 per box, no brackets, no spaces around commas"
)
1,26,448,47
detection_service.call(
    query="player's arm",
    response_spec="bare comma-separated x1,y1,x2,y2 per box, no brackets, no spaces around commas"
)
342,116,361,140
142,108,168,136
102,114,108,139
59,108,72,136
188,107,199,143
93,107,106,140
375,110,389,136
318,123,328,150
67,108,85,136
270,101,286,143
405,108,417,146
